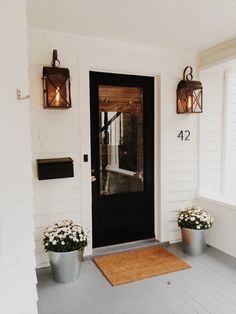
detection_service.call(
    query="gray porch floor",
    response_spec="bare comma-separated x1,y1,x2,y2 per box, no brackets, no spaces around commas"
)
37,244,236,314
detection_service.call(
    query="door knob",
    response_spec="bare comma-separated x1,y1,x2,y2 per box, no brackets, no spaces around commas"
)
91,169,96,182
91,175,96,182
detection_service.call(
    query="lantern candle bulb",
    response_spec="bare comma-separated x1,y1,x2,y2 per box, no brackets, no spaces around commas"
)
55,87,60,106
187,95,192,112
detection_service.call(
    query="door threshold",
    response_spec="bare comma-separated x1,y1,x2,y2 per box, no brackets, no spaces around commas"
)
90,239,169,258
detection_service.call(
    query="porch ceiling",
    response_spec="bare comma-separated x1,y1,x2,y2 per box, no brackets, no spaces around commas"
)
27,0,236,53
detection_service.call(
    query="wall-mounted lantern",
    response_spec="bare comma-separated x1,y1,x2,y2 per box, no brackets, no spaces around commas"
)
177,66,202,114
43,50,71,109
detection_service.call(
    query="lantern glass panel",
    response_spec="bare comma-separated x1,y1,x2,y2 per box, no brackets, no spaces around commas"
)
177,88,188,113
47,74,67,107
191,88,202,113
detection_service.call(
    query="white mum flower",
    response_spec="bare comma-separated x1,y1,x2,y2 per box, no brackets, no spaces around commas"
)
52,240,57,245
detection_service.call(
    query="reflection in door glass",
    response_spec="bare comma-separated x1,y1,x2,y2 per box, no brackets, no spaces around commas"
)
99,85,144,195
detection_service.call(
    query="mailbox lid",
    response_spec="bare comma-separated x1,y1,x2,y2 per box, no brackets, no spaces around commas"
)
37,157,73,165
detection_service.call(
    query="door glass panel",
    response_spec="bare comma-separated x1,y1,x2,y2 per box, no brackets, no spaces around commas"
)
99,85,144,195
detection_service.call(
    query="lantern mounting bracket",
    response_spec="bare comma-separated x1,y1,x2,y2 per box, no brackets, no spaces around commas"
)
16,89,29,101
183,66,193,81
51,49,60,68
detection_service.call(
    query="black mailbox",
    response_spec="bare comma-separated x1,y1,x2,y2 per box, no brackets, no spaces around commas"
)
37,157,74,180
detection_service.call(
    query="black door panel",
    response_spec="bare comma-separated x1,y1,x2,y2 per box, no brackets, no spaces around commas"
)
90,71,154,248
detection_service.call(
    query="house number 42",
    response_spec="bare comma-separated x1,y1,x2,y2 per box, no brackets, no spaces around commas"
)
177,130,190,141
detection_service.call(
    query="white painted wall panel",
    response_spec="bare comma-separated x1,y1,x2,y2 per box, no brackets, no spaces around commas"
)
29,31,81,268
200,67,236,198
0,2,37,313
199,68,224,195
225,71,236,197
198,197,236,258
198,65,236,260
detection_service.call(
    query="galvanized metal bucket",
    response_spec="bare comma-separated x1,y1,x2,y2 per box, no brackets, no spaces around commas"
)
181,228,207,256
48,250,83,283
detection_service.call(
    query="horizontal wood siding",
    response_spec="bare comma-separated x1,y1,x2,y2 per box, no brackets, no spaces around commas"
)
166,115,199,243
0,2,37,313
28,31,81,267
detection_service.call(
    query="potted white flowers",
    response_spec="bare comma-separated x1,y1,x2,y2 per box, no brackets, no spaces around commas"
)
177,205,214,256
43,220,89,283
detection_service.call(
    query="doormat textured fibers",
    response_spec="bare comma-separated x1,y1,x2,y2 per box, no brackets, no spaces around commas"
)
94,246,191,286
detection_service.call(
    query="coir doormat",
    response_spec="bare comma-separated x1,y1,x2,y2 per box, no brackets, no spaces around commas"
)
93,245,191,286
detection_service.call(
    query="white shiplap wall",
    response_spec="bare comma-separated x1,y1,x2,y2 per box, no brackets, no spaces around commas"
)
199,66,236,197
199,67,224,194
28,32,81,267
198,64,236,259
0,2,37,314
198,197,236,258
167,117,199,242
224,71,236,197
29,29,198,267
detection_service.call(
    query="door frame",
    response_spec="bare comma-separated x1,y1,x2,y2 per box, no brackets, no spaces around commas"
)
79,68,164,256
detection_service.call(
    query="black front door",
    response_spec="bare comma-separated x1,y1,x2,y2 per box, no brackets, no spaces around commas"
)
90,71,154,248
